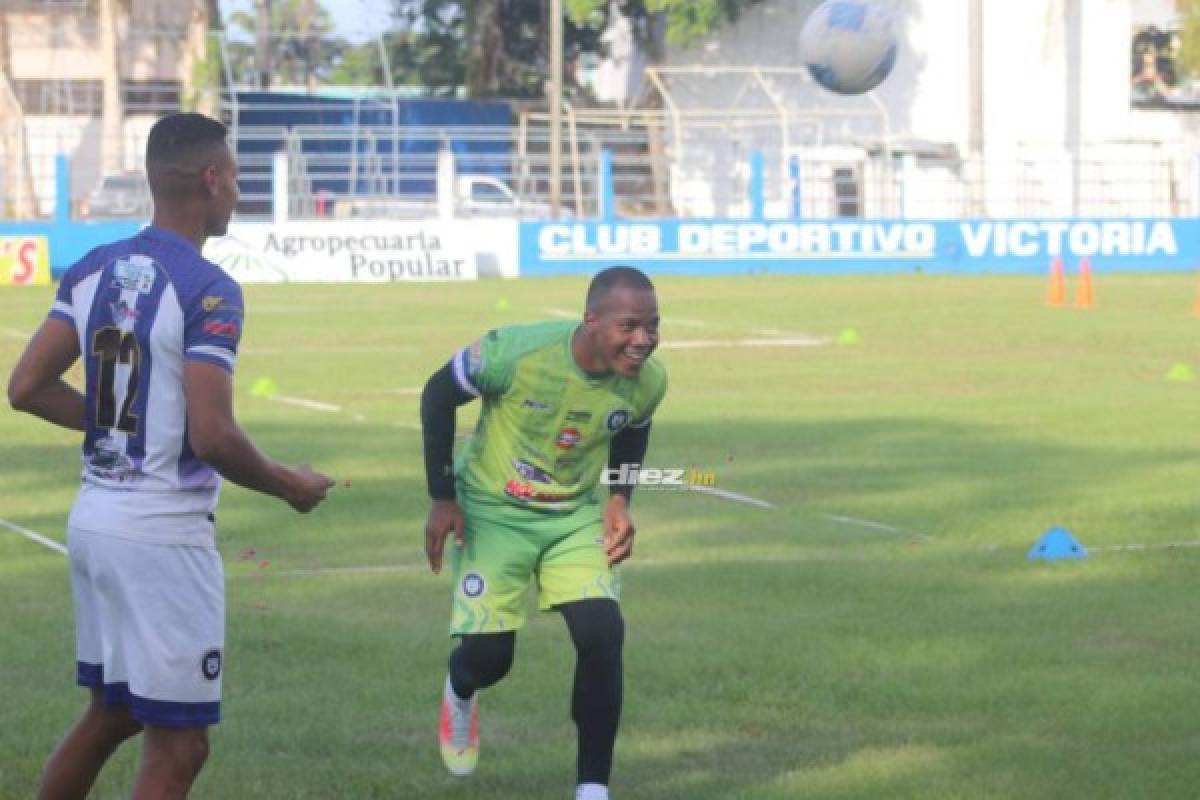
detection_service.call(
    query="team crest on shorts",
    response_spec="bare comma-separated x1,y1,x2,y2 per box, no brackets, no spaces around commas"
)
462,572,487,598
201,649,222,681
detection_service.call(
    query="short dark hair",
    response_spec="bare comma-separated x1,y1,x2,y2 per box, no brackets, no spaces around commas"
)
145,112,228,173
586,266,655,311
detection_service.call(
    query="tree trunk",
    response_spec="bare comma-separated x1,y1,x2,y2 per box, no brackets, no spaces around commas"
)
638,11,672,215
465,0,502,97
255,0,273,89
99,0,125,174
0,11,39,218
183,0,218,116
300,0,317,92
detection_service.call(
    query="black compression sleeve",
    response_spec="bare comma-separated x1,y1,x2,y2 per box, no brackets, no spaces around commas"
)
607,422,652,503
420,362,476,500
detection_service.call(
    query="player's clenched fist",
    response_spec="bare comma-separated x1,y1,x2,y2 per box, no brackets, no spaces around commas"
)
284,465,336,512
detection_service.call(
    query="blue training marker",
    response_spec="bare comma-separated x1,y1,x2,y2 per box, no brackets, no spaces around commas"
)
1027,526,1088,561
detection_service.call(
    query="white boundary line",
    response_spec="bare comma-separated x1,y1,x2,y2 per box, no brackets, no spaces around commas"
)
243,346,413,355
685,485,774,509
3,328,29,341
751,328,823,339
0,518,67,555
1089,541,1200,553
270,395,342,413
822,513,934,540
235,537,1200,582
262,563,429,578
661,337,829,350
544,308,709,328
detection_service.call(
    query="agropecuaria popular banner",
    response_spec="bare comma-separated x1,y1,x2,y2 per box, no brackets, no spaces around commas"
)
204,220,517,282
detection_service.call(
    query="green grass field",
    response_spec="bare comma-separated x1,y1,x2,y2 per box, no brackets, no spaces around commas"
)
3,273,1200,799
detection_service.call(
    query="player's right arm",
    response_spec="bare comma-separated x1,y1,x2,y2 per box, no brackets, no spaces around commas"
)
6,317,85,431
420,359,477,574
420,332,517,573
184,361,333,512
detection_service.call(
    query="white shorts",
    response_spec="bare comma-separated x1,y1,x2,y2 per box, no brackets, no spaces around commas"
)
69,526,224,728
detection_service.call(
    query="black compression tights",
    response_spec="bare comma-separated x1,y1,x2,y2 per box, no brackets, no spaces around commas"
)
448,598,625,785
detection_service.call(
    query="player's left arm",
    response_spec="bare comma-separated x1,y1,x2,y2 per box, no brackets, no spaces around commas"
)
6,317,84,431
604,421,652,566
604,363,667,566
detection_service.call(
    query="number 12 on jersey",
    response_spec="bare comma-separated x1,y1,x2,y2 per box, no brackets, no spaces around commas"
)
91,326,141,433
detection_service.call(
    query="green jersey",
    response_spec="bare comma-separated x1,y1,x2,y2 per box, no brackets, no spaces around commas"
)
450,320,667,512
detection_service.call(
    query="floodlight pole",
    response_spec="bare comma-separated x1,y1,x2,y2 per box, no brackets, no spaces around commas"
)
550,0,563,218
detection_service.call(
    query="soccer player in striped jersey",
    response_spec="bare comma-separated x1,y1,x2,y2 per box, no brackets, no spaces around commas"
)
7,112,334,799
421,267,667,800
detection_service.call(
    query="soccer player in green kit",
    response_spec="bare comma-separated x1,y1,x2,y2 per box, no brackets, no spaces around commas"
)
420,266,666,800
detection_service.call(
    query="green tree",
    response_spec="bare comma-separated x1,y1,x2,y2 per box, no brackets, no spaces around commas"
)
568,0,763,48
1177,0,1200,82
226,0,345,88
386,0,762,98
327,41,386,86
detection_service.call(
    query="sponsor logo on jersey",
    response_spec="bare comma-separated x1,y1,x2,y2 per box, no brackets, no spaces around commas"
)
605,409,632,432
504,479,536,500
504,478,579,503
202,295,224,312
109,299,140,324
555,427,581,450
87,436,139,481
203,317,240,338
202,649,222,680
462,572,487,598
565,409,592,423
512,458,553,484
522,398,553,412
111,257,157,293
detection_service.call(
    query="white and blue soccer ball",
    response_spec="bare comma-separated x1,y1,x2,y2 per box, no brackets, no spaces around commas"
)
801,1,897,95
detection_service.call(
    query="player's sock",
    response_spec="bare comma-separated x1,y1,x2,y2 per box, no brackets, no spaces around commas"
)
439,673,479,777
561,600,624,785
448,631,515,698
575,783,609,800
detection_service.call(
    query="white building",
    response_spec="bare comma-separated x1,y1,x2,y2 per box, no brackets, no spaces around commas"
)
657,0,1200,219
0,0,209,218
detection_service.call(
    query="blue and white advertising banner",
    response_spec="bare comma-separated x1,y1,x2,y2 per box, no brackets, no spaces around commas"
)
519,219,1200,275
203,219,518,282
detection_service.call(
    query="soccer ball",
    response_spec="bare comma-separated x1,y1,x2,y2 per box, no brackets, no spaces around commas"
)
801,1,897,95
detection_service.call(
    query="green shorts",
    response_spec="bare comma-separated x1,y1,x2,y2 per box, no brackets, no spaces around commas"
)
449,492,619,635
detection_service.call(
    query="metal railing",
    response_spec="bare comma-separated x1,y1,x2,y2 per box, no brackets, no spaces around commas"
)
4,109,1200,222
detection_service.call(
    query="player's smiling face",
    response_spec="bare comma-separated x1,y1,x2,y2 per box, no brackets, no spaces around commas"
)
584,286,660,377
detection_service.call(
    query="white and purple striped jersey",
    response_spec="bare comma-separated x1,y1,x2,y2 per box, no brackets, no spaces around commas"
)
49,226,243,544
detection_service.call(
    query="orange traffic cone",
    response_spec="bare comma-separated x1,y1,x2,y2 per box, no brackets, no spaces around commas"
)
1047,256,1066,307
1074,257,1094,309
